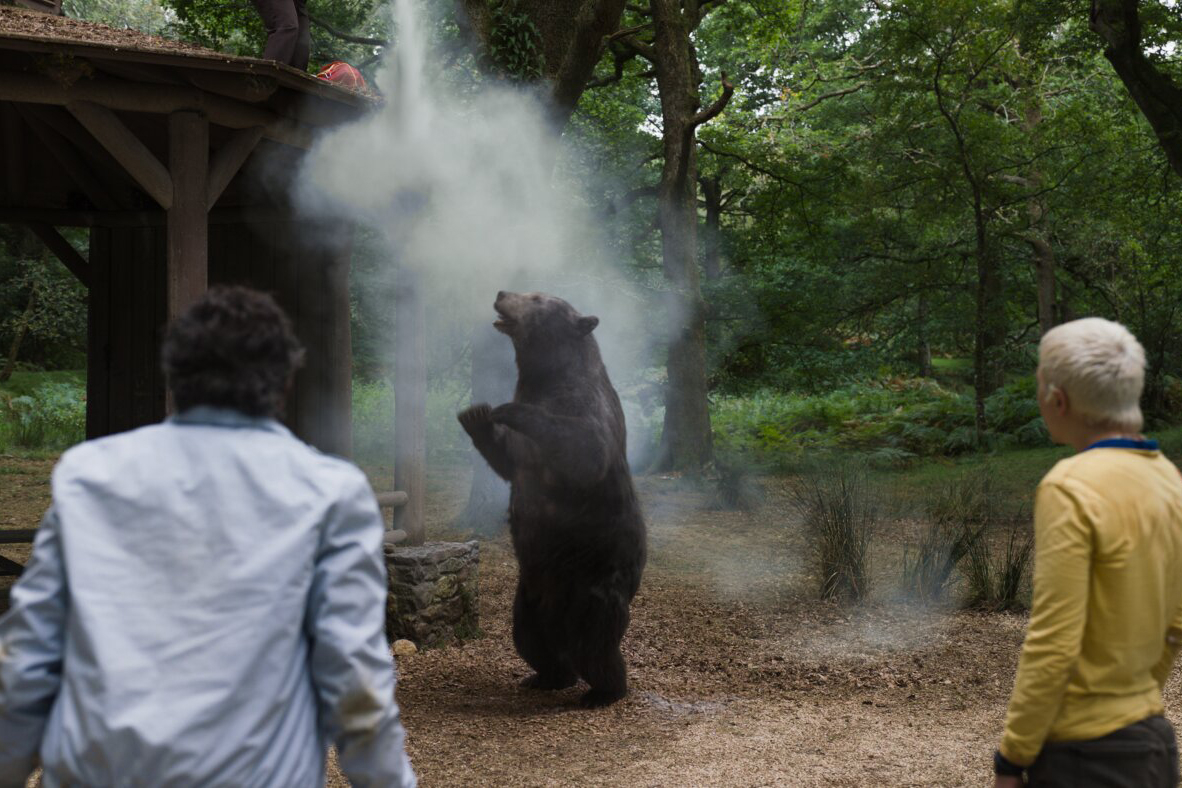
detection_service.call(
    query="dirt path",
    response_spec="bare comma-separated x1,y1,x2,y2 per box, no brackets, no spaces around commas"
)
7,456,1182,786
333,474,1065,787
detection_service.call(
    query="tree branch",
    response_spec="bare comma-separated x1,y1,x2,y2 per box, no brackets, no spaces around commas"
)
616,33,656,63
690,71,734,128
1090,0,1182,177
794,82,868,112
308,14,388,47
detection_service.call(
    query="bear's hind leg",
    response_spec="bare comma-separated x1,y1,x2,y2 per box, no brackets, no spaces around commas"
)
513,583,576,690
569,587,630,708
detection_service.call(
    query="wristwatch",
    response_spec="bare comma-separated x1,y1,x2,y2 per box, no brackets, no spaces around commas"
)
993,750,1025,778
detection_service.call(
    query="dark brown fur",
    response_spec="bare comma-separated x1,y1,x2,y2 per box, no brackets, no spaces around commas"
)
458,291,646,707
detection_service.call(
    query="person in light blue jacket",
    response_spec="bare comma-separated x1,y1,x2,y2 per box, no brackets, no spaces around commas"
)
0,286,416,788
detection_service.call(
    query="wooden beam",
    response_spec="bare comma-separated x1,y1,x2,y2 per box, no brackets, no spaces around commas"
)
188,72,278,104
27,223,91,288
20,104,146,205
207,126,264,210
167,111,209,324
90,58,185,86
0,206,295,228
375,491,409,508
68,101,173,209
0,529,37,544
17,106,123,211
0,72,316,149
1,103,25,204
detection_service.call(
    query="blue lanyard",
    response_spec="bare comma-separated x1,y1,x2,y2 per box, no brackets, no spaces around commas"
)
1083,438,1159,452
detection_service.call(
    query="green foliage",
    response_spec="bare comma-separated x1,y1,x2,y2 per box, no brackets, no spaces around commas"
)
0,382,86,451
485,0,544,81
0,231,88,374
63,0,174,35
159,0,384,70
711,375,1049,471
351,378,471,465
352,379,395,462
790,463,874,602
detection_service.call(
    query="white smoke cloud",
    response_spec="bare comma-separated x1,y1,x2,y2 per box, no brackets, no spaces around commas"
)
296,0,660,464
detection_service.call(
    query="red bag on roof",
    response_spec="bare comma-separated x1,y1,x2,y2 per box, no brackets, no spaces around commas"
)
316,61,368,91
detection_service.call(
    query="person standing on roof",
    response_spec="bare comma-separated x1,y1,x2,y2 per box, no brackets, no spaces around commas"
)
0,286,416,788
252,0,310,70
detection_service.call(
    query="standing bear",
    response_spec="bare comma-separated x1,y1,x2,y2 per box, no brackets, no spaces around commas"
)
458,291,647,708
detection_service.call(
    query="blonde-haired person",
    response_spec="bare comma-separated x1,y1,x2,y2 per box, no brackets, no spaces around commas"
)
994,317,1182,787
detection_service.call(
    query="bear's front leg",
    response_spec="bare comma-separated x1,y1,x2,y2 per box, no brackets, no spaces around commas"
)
457,403,516,480
491,403,610,484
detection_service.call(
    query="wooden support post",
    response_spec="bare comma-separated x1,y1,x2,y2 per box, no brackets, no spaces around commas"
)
324,227,353,456
1,103,25,203
68,100,173,209
27,223,90,288
167,110,208,321
393,262,427,546
206,126,264,210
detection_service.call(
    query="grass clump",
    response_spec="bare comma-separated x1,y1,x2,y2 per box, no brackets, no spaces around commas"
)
791,463,875,603
902,468,1034,610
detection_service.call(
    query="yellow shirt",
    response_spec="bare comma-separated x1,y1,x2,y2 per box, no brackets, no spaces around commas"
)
1000,445,1182,766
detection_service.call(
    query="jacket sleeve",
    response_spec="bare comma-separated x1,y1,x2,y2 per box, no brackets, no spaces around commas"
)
999,481,1092,766
0,508,68,788
304,470,416,788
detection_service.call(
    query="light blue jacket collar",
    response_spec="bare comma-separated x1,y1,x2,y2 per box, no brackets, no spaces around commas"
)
169,406,292,437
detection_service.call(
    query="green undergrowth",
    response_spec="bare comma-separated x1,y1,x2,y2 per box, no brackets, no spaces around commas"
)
0,370,87,453
711,375,1050,472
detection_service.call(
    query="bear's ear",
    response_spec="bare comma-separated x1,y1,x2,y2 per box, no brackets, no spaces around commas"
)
576,315,599,336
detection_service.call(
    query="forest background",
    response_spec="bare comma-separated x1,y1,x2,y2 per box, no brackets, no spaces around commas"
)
3,0,1182,488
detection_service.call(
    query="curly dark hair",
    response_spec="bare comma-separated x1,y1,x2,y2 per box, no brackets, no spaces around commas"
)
162,286,305,418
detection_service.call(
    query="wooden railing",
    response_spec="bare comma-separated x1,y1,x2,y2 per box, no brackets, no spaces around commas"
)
0,529,36,578
0,488,409,580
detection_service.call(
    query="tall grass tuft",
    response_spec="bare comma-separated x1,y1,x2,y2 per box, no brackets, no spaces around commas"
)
791,464,875,602
963,523,1034,611
904,468,1034,609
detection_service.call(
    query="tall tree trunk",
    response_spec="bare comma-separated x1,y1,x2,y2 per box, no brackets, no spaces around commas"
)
649,0,718,472
0,284,35,384
1091,0,1182,178
973,227,1005,439
701,174,723,282
452,323,514,534
1031,234,1056,336
1018,93,1057,335
916,293,932,378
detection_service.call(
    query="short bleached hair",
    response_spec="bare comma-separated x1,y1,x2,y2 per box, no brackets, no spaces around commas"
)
1038,317,1146,433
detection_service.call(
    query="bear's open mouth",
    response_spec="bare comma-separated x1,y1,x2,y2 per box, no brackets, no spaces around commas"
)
493,308,515,331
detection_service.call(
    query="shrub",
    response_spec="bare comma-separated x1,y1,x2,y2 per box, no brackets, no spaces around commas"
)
3,382,86,450
904,468,1034,609
707,460,765,511
790,464,875,602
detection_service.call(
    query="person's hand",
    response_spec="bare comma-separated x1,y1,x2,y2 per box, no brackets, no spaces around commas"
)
994,776,1023,788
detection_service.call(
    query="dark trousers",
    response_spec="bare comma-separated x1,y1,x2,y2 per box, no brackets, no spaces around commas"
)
1028,715,1179,787
250,0,310,70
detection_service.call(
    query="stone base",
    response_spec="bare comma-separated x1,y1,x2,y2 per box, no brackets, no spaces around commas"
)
385,540,480,647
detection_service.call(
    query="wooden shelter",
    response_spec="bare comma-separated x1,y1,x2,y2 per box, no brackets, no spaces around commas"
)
0,6,370,456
